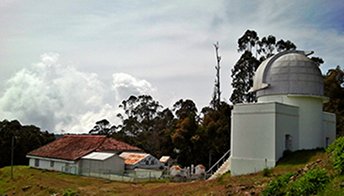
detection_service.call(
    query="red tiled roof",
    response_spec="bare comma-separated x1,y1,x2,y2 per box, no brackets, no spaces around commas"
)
96,137,141,152
27,135,141,161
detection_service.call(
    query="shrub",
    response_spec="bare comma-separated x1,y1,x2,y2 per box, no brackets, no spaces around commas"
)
287,168,329,195
262,168,272,177
262,173,293,196
326,137,344,175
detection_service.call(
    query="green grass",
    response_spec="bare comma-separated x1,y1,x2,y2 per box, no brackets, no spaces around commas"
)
319,175,344,195
277,149,325,166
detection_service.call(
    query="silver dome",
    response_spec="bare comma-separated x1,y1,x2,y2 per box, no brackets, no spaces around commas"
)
250,50,323,97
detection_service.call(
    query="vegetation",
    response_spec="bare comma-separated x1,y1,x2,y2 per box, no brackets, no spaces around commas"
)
0,120,55,167
288,168,329,195
263,168,330,196
327,136,344,174
323,66,344,136
262,137,344,196
262,172,293,196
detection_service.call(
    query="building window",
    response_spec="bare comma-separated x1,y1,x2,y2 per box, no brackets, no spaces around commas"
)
34,159,39,167
285,134,292,151
50,161,54,167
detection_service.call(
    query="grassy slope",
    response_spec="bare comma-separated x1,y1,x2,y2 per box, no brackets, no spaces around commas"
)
0,150,343,195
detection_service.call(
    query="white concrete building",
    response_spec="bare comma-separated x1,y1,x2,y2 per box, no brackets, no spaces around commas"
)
229,51,336,176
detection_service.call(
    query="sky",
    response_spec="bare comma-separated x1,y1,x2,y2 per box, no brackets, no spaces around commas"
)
0,0,343,133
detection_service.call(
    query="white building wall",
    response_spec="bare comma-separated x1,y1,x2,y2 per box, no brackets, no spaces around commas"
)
230,103,277,176
80,155,124,175
275,103,299,160
322,112,336,148
27,156,79,174
259,95,324,149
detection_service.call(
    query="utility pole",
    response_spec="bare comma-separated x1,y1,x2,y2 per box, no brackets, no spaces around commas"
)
11,135,14,180
212,42,221,109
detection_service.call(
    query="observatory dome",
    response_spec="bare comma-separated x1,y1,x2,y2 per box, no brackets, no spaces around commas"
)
251,51,323,98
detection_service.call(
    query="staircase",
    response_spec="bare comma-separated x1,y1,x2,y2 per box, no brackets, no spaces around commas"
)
208,158,231,180
205,149,231,180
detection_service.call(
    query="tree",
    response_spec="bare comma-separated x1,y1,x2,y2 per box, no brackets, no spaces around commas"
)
148,108,176,158
0,120,55,167
230,30,297,104
200,102,232,167
230,51,260,103
171,99,200,166
89,119,116,136
115,95,163,152
323,66,344,136
116,95,162,138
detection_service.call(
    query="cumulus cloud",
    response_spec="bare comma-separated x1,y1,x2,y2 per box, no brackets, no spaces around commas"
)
112,73,156,102
0,53,156,133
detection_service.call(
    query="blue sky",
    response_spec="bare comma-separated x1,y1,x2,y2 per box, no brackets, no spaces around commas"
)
0,0,343,133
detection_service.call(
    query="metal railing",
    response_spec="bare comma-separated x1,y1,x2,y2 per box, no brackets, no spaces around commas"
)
205,149,231,179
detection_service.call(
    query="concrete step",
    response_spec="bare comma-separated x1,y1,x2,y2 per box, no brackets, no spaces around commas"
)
208,158,231,180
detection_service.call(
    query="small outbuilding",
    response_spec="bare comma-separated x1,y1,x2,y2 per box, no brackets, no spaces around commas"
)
119,152,162,170
80,152,125,176
194,164,206,176
159,156,173,168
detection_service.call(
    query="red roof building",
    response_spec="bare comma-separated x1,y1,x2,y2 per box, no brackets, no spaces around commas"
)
27,135,141,161
27,135,143,176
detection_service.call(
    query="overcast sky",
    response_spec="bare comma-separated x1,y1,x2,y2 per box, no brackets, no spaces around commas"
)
1,0,343,133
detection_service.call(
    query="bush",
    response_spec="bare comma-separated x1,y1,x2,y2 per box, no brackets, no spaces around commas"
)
326,137,344,175
287,168,329,195
263,168,330,196
262,168,272,177
262,173,293,196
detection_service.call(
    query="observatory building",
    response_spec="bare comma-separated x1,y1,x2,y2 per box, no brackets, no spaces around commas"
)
229,50,336,176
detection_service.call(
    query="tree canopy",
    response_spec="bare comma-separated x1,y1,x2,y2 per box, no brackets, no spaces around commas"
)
0,119,55,167
323,66,344,136
230,29,297,104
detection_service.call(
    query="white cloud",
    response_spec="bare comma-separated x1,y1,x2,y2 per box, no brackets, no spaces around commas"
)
0,53,156,133
112,73,156,102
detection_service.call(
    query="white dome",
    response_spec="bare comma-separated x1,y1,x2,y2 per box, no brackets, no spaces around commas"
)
250,51,323,98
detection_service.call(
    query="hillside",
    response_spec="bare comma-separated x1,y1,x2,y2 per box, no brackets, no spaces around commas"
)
0,150,343,195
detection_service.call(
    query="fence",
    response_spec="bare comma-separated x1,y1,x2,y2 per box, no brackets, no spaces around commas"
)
79,168,163,182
